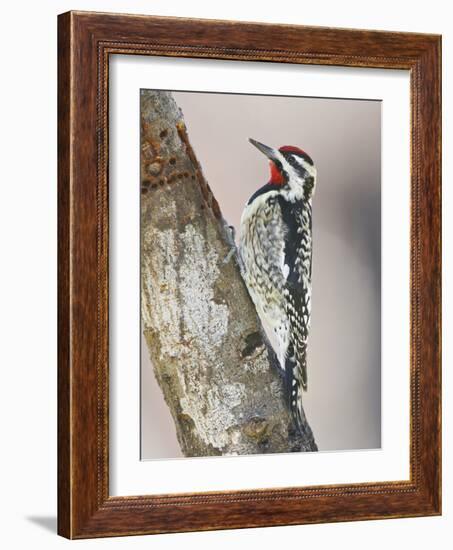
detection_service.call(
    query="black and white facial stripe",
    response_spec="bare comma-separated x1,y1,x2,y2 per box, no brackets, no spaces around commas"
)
281,149,314,169
280,150,316,198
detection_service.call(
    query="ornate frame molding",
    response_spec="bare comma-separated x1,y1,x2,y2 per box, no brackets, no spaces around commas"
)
58,11,441,538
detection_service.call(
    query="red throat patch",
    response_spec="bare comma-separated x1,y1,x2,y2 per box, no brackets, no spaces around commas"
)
269,161,284,185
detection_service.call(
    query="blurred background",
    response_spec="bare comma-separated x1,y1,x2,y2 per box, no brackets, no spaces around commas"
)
141,91,381,458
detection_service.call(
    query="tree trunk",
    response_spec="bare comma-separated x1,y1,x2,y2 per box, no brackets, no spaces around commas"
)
140,90,317,456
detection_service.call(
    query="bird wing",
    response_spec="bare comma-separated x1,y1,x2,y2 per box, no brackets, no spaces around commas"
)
277,197,313,431
278,196,312,383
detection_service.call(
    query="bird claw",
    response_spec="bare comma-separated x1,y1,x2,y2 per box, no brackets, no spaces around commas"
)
229,225,236,241
223,225,238,264
223,246,236,264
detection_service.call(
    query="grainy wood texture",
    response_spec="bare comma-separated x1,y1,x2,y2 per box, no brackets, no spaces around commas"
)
57,11,71,536
58,10,441,539
140,90,316,456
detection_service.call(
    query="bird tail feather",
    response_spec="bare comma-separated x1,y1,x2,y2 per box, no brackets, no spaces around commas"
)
285,338,308,434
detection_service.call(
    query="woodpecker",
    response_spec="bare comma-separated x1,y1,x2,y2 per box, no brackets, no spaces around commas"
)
239,138,316,434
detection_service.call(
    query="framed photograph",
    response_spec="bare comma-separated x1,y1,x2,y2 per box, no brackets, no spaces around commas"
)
58,11,441,539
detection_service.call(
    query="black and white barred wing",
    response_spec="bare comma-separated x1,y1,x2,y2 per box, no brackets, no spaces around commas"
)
284,280,309,389
279,199,313,431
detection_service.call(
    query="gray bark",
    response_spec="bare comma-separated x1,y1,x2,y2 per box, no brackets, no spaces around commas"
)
140,90,317,457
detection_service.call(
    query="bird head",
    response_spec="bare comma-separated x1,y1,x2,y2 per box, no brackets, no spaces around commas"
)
249,138,316,199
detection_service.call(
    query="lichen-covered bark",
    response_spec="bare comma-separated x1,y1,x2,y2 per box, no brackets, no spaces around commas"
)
141,90,317,456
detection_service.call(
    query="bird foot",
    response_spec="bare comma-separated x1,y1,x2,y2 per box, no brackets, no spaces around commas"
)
223,246,236,264
223,225,239,265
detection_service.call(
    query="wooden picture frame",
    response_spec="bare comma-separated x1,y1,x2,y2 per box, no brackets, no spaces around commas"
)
58,10,441,539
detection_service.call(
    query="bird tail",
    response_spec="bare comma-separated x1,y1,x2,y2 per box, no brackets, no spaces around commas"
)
285,338,308,434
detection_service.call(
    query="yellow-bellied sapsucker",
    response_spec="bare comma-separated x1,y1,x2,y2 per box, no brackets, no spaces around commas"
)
239,138,316,434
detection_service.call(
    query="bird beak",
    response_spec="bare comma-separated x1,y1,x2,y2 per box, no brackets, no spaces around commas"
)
249,138,279,162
